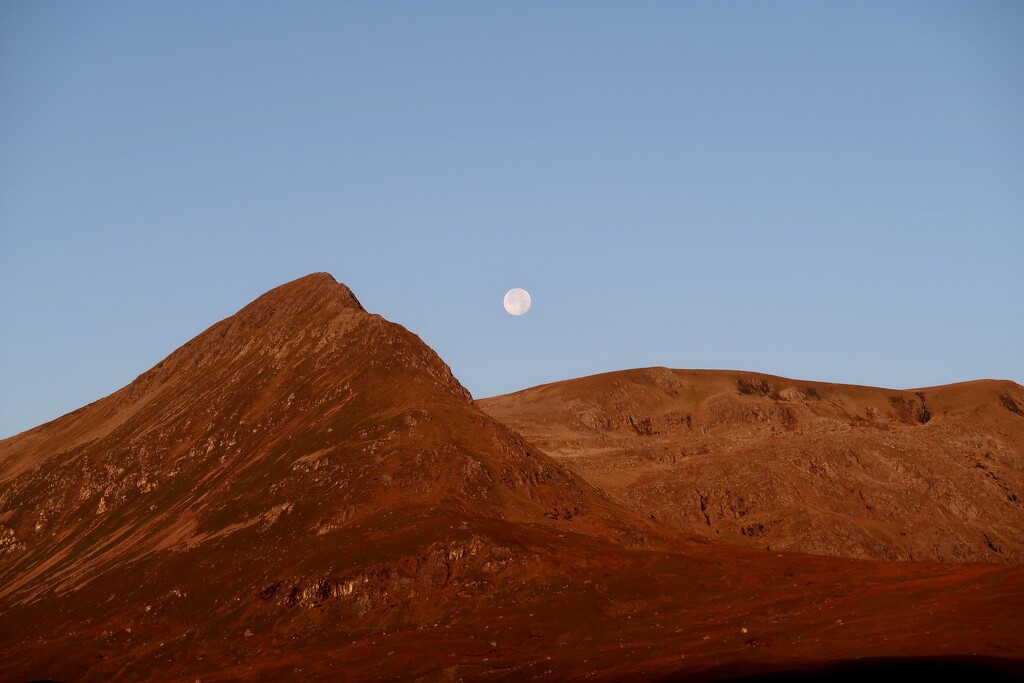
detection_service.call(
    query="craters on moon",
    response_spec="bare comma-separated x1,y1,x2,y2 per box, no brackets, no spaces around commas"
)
503,288,532,316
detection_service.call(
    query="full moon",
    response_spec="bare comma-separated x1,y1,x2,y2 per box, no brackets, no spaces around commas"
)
503,288,532,316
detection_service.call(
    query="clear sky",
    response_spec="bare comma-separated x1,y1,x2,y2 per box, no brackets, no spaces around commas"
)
2,1,1022,438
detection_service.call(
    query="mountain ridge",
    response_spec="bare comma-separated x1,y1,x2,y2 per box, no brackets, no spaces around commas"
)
480,365,1024,562
2,275,1023,682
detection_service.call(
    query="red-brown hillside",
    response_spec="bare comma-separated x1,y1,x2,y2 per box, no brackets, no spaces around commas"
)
479,367,1024,563
1,276,1022,682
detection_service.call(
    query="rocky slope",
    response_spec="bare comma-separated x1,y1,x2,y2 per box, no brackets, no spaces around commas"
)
479,367,1024,563
2,276,1023,682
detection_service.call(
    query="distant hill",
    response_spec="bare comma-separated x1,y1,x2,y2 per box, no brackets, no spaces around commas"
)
480,366,1024,562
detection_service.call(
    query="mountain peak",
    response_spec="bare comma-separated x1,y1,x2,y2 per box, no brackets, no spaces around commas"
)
232,272,364,324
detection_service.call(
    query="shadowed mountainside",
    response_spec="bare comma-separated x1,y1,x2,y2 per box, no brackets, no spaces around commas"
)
479,367,1024,563
1,275,1023,682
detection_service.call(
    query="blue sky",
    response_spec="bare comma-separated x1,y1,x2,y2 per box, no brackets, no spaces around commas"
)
1,1,1022,437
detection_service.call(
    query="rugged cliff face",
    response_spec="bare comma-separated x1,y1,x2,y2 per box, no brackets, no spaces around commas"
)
2,275,1023,682
480,367,1024,562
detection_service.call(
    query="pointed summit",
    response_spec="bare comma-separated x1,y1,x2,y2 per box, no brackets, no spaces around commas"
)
108,271,462,411
234,272,365,320
158,272,365,369
0,273,635,625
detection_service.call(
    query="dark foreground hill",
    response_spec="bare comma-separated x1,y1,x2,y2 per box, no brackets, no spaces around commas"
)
1,274,1022,682
480,367,1024,563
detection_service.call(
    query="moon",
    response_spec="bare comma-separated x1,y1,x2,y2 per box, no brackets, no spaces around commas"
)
503,288,532,316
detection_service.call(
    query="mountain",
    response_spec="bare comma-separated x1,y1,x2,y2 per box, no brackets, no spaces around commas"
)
2,275,1023,682
479,367,1024,563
